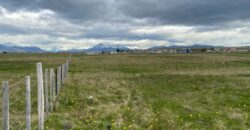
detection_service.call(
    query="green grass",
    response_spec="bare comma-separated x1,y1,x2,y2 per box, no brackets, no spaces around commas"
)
1,53,250,129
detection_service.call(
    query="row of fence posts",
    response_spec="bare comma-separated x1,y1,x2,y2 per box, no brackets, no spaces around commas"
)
2,55,71,130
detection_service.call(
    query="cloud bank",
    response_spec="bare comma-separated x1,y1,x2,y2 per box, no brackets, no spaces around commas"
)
0,0,250,50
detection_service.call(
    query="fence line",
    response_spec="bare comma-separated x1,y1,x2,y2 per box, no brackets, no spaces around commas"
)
1,55,71,130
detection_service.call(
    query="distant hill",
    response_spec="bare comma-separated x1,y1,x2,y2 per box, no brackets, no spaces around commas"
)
0,43,228,53
149,44,222,50
0,43,45,53
86,43,129,52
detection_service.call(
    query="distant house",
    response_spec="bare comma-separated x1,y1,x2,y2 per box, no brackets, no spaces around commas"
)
85,51,101,55
223,48,236,52
154,50,163,54
177,48,192,53
110,50,118,54
235,47,250,52
146,50,163,54
146,48,177,54
164,49,177,54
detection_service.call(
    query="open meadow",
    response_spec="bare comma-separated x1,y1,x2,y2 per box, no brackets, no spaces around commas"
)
1,53,250,129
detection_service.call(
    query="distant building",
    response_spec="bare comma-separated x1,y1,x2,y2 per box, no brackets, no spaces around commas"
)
235,47,250,52
110,50,118,54
177,48,192,53
224,48,236,52
147,48,177,54
85,51,101,55
164,49,177,54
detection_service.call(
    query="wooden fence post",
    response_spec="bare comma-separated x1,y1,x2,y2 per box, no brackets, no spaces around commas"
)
45,69,49,116
63,63,65,79
69,54,72,63
49,68,53,111
57,66,61,95
2,81,9,130
61,64,65,85
64,63,67,78
53,69,56,101
36,63,44,130
60,65,62,86
26,76,31,130
66,59,69,77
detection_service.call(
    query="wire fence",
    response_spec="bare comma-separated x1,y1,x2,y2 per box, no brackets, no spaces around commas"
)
0,54,71,130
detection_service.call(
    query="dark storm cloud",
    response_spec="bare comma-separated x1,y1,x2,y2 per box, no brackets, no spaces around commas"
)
40,0,110,21
0,0,110,21
1,0,250,49
117,0,250,25
2,0,250,25
0,0,36,10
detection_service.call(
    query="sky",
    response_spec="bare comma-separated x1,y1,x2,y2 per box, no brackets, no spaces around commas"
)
0,0,250,50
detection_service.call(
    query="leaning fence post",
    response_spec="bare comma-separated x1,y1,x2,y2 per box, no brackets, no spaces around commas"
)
36,63,44,130
26,76,31,130
2,81,9,130
45,69,49,116
57,66,61,95
49,68,54,111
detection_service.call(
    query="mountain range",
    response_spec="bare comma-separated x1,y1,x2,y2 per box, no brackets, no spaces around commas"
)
0,43,45,53
86,43,129,52
0,43,229,53
57,43,129,53
148,44,222,50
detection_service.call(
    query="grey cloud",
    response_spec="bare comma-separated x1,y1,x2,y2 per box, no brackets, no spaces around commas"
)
1,0,250,48
117,0,250,25
0,0,37,10
81,29,166,41
0,24,27,35
2,0,250,25
40,0,110,21
0,23,79,38
69,24,167,41
0,0,111,22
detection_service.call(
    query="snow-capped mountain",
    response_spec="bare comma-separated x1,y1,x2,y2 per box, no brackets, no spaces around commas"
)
86,43,129,52
0,43,45,53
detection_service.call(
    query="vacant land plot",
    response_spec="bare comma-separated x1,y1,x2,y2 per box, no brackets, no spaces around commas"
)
1,53,250,129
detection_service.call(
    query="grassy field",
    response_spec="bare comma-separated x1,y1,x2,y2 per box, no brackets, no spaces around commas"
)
0,53,68,129
1,53,250,129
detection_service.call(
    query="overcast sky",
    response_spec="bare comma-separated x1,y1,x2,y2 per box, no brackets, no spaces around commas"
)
0,0,250,50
